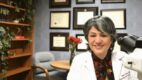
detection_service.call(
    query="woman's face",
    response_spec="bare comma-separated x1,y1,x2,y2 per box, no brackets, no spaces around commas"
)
88,26,112,59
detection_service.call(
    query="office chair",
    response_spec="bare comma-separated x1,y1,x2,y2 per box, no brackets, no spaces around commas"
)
32,51,66,80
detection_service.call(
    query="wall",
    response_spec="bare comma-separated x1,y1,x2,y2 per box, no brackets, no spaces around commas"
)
34,0,142,60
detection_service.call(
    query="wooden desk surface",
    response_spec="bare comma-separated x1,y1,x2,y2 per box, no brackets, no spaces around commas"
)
51,60,70,70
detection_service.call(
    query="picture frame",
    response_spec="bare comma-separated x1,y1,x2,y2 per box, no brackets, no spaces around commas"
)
100,9,126,29
49,0,71,8
101,0,125,3
73,7,98,29
76,0,95,4
50,11,70,29
76,34,88,51
50,32,69,51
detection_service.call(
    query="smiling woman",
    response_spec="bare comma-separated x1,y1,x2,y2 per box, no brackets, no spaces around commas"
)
87,27,112,59
67,16,138,80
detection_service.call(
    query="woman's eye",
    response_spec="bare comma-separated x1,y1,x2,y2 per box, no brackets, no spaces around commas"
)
89,35,96,37
101,34,108,37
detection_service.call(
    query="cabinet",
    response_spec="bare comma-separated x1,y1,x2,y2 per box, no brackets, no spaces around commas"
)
0,0,34,80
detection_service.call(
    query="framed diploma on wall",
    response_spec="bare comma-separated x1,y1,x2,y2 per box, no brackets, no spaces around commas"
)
101,0,125,3
49,0,71,8
76,0,95,4
101,9,126,29
76,34,88,51
73,7,98,29
50,11,70,29
50,32,69,51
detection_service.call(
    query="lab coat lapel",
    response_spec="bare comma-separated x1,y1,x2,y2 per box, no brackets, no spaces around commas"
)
84,52,96,80
112,52,123,80
84,52,97,80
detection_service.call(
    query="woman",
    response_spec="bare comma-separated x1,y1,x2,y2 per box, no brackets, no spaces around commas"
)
67,16,138,80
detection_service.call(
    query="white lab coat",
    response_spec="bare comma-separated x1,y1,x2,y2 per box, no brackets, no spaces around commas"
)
67,51,138,80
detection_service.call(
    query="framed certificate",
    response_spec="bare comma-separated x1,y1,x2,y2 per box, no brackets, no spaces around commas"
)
50,11,70,29
73,7,98,29
76,34,88,51
50,32,69,51
76,0,95,4
101,9,126,29
101,0,125,3
49,0,71,8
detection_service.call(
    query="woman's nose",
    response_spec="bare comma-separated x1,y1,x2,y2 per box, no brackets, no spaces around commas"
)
94,36,102,43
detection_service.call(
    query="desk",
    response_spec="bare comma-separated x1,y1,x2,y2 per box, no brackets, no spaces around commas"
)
51,60,70,70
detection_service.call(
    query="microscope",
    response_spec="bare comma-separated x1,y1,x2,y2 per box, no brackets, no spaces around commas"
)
118,34,142,80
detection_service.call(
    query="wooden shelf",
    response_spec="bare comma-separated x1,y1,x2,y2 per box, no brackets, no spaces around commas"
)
0,2,25,11
0,67,31,78
0,73,6,78
6,67,31,77
8,54,31,59
12,39,30,41
0,21,31,26
0,1,33,80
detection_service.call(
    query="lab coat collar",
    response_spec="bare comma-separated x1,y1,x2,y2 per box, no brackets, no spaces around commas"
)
83,51,97,80
84,51,124,80
112,51,124,80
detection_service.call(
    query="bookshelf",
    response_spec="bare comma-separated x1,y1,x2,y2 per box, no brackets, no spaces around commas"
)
0,1,34,80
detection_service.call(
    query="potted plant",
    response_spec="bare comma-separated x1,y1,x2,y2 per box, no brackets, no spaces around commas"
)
0,26,14,78
67,36,82,65
13,0,36,23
